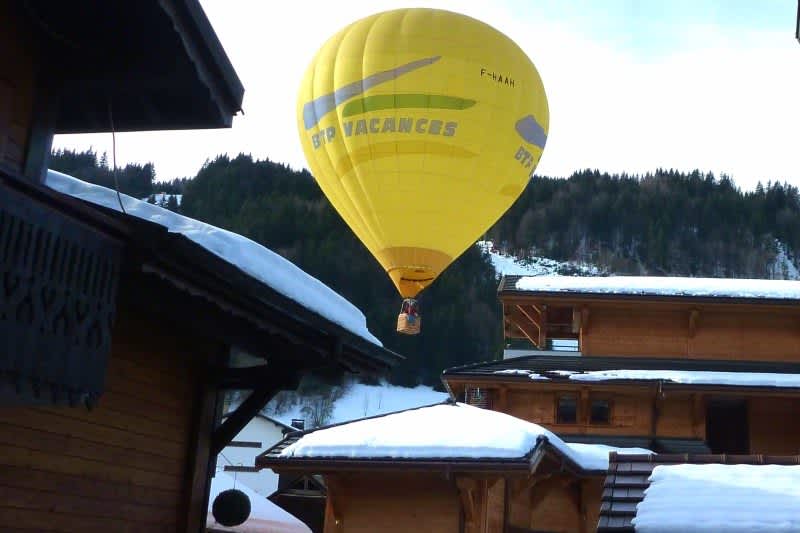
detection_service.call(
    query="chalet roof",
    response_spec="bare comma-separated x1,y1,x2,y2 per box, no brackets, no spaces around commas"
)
499,275,800,305
442,355,800,391
38,170,400,375
598,453,800,532
257,401,650,475
19,0,243,132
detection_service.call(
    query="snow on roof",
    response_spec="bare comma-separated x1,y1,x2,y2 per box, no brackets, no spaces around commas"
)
278,402,649,471
514,275,800,300
632,464,800,532
569,369,800,388
207,472,311,533
564,443,652,471
45,170,380,345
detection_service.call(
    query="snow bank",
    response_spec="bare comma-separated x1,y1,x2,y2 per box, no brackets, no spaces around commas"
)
569,369,800,388
207,472,311,533
633,464,800,532
280,402,650,470
515,275,800,300
45,170,380,345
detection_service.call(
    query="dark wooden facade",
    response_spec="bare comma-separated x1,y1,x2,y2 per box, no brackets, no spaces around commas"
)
0,309,216,531
1,2,400,531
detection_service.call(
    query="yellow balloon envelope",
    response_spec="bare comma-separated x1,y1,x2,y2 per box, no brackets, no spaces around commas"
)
297,8,549,298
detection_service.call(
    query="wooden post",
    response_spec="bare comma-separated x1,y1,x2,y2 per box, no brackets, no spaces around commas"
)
323,474,345,532
580,388,590,428
496,386,508,413
692,394,706,438
183,351,225,533
456,477,479,529
579,306,590,354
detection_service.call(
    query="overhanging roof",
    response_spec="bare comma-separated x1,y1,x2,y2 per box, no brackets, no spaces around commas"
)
2,170,401,378
256,401,601,476
499,275,800,307
442,355,800,393
18,0,244,132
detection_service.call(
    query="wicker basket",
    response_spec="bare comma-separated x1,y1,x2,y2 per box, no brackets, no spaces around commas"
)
396,312,421,335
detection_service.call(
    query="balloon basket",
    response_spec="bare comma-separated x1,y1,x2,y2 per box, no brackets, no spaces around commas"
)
397,298,421,335
397,312,421,335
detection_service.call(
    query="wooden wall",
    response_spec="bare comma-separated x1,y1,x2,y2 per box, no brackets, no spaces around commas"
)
322,472,460,533
578,305,800,362
0,308,217,532
749,397,800,454
0,3,35,174
507,475,601,533
492,386,705,440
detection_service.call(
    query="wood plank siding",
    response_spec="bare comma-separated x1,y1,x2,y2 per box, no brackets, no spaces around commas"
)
582,304,800,361
0,4,35,175
0,308,220,532
322,472,460,533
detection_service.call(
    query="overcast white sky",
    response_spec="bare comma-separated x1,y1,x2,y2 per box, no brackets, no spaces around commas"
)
53,1,800,190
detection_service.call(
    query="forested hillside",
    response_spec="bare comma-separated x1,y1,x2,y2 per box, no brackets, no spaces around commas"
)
49,150,800,386
487,169,800,278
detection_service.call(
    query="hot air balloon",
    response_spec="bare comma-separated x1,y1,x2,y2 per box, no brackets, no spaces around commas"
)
297,8,549,334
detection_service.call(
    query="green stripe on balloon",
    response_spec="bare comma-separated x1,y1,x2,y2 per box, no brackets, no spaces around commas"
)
341,94,476,117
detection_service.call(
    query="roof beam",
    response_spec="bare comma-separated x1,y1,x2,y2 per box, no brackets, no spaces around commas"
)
505,305,542,347
210,365,301,456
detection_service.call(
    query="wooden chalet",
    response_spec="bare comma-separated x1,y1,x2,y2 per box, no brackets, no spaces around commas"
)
0,2,400,531
438,274,800,531
257,401,626,533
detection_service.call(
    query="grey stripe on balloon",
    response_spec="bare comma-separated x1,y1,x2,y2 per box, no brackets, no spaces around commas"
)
303,56,441,130
515,115,547,149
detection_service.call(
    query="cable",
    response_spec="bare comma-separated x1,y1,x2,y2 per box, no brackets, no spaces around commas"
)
107,100,126,213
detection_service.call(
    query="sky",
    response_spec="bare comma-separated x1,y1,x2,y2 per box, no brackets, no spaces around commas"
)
53,1,800,190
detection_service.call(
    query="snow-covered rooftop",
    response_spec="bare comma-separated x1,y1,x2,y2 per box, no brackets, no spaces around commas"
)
207,472,311,533
570,369,800,388
632,463,800,533
514,275,800,300
493,368,800,388
276,402,650,471
45,170,380,345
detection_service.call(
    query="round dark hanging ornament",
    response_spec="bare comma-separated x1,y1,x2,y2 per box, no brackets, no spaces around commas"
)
212,488,251,527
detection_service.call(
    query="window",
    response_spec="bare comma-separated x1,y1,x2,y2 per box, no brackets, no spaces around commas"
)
590,399,611,424
556,395,577,424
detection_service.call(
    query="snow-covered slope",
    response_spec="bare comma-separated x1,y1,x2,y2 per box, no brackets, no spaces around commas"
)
266,381,449,429
478,241,602,277
145,192,183,207
769,240,800,280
